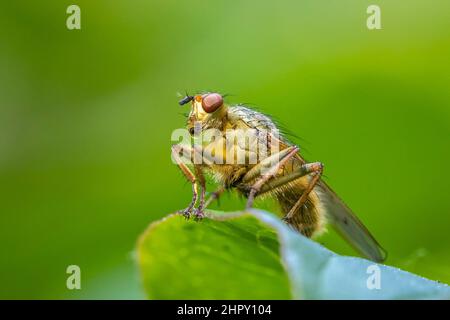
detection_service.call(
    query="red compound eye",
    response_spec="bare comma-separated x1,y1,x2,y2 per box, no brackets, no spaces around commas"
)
201,93,223,113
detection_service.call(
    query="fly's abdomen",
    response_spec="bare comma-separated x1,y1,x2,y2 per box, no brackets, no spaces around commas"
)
276,180,326,238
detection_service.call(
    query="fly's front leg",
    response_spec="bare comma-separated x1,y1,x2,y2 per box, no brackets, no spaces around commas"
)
193,166,207,220
182,183,199,219
171,145,198,219
172,144,214,219
244,146,299,208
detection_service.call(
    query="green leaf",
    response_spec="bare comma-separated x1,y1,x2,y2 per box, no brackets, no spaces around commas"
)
137,209,450,299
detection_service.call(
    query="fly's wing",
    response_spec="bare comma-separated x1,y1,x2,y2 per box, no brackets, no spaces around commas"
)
316,180,386,262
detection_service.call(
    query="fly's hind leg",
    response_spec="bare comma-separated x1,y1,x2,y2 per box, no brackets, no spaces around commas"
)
253,161,324,198
245,159,323,223
285,162,323,220
244,146,300,208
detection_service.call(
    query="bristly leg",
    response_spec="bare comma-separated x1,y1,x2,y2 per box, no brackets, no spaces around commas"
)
204,186,225,208
178,183,198,219
171,144,199,219
171,144,212,220
193,187,206,220
193,166,206,220
245,146,299,208
284,162,323,220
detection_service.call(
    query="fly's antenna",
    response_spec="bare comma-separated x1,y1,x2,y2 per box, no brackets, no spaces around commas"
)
178,91,194,106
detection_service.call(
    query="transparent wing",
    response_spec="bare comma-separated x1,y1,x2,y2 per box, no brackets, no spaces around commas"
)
316,180,387,262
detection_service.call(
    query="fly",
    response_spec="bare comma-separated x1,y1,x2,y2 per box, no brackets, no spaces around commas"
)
172,92,386,262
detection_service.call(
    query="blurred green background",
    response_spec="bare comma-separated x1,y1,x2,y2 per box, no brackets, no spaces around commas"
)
0,1,449,299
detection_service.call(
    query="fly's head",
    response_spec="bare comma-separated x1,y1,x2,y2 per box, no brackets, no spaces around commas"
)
179,92,227,135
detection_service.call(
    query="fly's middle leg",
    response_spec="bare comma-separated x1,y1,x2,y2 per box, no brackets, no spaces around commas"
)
204,186,225,208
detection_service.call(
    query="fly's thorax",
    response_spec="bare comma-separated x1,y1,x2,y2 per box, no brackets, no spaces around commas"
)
198,129,277,166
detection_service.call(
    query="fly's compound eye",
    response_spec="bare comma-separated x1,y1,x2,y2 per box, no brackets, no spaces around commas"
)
201,93,223,113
